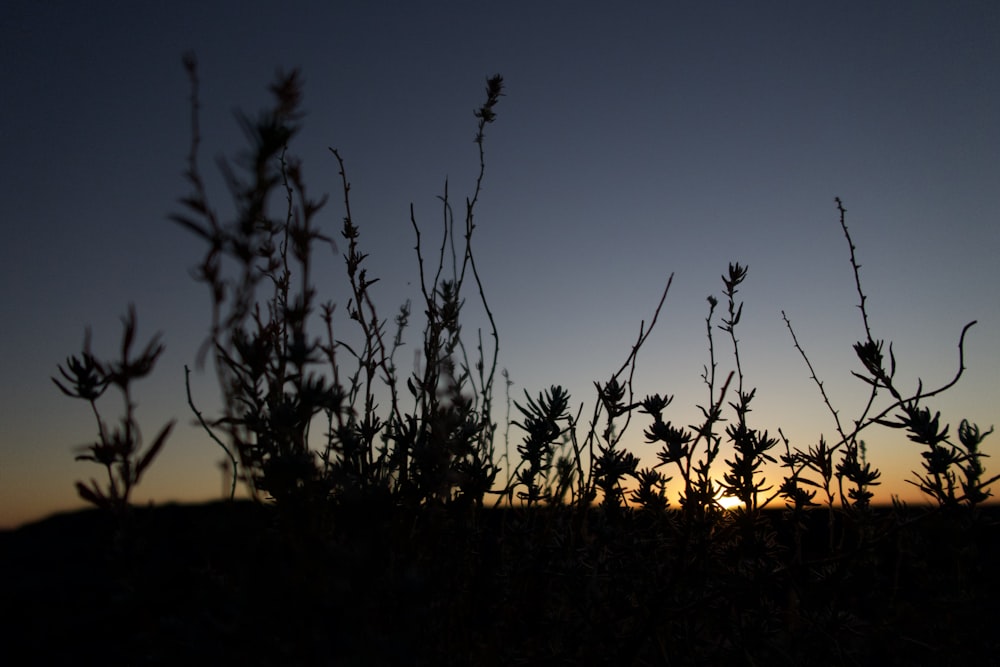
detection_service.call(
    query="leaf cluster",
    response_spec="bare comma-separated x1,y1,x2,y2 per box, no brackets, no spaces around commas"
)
54,305,174,517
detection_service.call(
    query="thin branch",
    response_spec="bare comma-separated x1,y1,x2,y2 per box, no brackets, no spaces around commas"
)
186,365,238,501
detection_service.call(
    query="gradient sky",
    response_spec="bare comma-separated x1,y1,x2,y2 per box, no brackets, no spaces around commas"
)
2,1,998,528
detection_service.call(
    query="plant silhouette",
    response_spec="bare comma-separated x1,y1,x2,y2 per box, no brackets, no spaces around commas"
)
34,58,999,665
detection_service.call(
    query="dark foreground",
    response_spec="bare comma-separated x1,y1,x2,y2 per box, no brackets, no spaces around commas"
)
2,501,998,665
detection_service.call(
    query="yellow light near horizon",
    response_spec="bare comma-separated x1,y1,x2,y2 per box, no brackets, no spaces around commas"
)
718,495,745,510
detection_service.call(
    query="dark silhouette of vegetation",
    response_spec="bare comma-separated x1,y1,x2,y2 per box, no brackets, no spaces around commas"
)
53,305,174,526
26,57,998,665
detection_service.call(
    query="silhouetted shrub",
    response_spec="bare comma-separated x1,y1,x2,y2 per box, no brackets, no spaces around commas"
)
44,57,998,665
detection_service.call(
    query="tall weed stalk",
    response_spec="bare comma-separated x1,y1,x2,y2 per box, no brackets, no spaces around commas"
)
172,56,504,515
49,59,1000,665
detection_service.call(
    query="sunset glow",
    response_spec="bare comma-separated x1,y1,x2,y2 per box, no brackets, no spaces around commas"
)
718,496,745,511
1,2,997,529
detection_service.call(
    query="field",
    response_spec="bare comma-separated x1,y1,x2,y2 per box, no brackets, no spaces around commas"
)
3,500,998,665
23,62,999,666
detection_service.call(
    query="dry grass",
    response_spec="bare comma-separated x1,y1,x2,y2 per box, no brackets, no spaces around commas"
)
37,57,998,665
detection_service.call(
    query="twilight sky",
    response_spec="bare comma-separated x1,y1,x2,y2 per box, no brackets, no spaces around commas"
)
2,1,998,528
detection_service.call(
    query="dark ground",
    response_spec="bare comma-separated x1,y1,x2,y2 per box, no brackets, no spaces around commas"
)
3,501,999,665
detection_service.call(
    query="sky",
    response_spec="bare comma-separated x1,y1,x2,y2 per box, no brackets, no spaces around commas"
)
1,1,998,528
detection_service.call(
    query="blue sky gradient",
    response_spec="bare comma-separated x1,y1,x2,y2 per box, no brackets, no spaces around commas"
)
2,1,998,527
